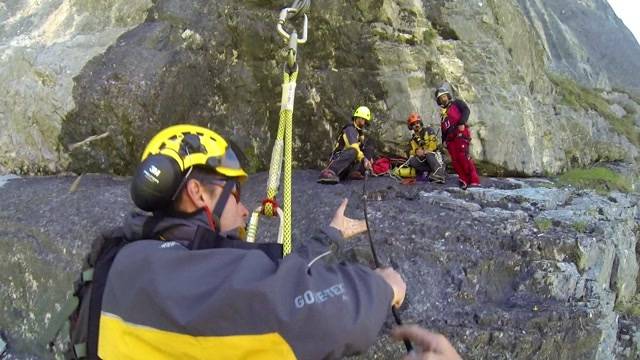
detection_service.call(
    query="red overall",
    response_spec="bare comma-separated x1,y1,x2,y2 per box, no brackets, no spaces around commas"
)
441,101,480,186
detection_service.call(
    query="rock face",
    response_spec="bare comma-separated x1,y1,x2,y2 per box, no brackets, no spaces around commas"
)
0,173,638,358
0,0,639,176
0,0,153,175
517,0,640,91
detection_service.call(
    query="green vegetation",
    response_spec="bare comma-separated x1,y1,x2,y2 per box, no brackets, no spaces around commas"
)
535,218,552,232
557,167,632,193
475,160,529,177
423,28,438,45
572,221,588,233
548,73,615,118
548,74,640,148
615,294,640,317
609,111,640,148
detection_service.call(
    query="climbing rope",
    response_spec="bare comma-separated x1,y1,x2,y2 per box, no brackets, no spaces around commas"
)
246,1,309,257
363,171,413,353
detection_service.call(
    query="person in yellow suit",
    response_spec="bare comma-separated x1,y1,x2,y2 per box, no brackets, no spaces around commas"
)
406,112,446,183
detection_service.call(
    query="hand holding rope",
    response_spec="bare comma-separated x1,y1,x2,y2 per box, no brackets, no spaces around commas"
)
363,170,414,353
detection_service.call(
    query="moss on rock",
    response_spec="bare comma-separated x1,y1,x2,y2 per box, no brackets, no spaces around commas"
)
556,167,633,194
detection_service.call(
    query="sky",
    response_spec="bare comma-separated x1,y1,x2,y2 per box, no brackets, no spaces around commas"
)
607,0,640,45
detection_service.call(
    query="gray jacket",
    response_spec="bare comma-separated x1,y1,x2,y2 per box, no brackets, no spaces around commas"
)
98,211,394,359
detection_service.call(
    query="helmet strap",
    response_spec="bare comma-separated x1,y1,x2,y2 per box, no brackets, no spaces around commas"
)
208,180,237,233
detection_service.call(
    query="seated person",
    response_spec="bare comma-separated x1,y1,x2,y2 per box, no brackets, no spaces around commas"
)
318,106,374,184
406,112,446,183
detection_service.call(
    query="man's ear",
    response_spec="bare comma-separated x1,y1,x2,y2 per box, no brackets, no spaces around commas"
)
185,179,208,208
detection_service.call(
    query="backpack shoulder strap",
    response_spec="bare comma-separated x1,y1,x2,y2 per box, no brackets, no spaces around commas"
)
86,235,126,359
46,227,129,358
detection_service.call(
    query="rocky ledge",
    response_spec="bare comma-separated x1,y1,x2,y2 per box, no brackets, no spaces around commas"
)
0,171,638,359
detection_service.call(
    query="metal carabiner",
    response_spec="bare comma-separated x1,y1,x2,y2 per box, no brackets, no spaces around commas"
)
277,8,308,44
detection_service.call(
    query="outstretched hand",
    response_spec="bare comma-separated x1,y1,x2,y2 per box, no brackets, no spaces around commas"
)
329,198,367,239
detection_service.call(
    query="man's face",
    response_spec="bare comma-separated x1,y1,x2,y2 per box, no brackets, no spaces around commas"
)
203,182,249,235
437,94,450,107
354,117,368,128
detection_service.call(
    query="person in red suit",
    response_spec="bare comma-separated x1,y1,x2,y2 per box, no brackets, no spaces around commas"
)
436,85,480,189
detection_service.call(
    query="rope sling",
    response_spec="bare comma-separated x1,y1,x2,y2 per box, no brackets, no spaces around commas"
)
246,1,310,257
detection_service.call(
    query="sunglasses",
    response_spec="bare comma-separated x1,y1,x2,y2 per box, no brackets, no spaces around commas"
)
207,181,241,203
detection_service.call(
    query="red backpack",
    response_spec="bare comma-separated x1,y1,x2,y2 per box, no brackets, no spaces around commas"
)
372,157,392,175
372,156,408,176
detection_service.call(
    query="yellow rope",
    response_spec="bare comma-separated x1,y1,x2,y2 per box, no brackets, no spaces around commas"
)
282,70,297,255
246,4,307,255
246,68,298,257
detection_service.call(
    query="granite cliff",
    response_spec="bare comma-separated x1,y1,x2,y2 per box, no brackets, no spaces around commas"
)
0,0,638,177
1,1,640,359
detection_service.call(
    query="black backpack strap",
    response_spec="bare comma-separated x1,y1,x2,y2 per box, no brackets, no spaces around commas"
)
85,241,123,359
142,215,163,239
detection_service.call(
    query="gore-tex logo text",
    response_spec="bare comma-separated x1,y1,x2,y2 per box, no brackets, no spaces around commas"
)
294,283,345,308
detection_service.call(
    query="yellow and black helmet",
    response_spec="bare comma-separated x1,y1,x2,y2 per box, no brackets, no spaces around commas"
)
352,106,372,122
131,124,248,211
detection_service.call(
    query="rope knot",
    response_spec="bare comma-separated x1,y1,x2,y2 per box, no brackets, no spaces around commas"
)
262,198,280,217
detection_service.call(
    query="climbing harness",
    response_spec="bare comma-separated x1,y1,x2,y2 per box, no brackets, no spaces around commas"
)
246,1,309,256
362,171,413,353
